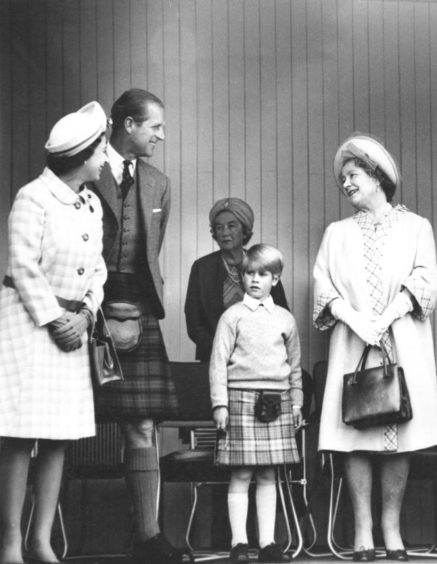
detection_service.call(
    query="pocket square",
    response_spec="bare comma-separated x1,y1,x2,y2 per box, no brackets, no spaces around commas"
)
152,208,162,213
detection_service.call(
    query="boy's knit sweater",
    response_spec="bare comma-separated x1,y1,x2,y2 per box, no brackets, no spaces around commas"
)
209,293,303,409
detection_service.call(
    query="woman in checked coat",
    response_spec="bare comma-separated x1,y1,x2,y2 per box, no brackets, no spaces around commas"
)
0,102,108,564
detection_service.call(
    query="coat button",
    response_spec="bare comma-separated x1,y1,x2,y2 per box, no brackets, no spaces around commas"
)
74,201,81,209
82,233,89,241
77,268,85,275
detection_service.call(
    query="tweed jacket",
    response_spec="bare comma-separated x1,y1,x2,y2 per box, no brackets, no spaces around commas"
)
89,158,170,319
0,168,106,439
185,250,289,361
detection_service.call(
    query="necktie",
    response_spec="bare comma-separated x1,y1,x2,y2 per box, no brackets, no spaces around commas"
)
121,160,134,199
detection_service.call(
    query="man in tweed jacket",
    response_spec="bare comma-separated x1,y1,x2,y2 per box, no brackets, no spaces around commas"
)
89,89,186,564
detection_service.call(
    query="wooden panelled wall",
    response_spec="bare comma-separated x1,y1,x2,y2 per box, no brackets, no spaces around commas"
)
1,0,437,370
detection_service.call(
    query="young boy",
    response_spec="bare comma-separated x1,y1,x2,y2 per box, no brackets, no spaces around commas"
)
209,244,303,563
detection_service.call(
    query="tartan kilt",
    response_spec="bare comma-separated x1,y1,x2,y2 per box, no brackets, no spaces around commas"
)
94,312,178,422
216,389,300,466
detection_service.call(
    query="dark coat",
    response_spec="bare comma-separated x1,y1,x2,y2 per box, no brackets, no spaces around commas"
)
184,250,289,361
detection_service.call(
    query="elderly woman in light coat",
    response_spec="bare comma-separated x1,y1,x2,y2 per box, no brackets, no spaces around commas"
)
313,134,437,562
0,102,108,564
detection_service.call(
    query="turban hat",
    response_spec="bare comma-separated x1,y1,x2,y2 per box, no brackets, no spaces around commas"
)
209,197,255,235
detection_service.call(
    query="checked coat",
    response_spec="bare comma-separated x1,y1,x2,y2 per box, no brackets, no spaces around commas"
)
0,168,107,439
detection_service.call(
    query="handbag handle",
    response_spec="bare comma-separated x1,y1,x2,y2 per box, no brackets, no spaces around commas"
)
351,341,393,384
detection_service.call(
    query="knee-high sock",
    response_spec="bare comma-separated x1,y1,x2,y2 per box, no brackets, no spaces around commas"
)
124,447,160,541
228,492,249,547
256,482,277,548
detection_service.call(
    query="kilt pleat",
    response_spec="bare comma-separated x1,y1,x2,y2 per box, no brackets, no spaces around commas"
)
94,312,178,421
216,389,300,466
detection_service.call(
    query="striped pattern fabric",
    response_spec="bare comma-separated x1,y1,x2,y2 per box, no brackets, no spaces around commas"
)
216,389,300,466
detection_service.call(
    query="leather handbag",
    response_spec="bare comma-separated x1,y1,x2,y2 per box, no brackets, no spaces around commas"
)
255,391,282,423
89,308,124,386
342,342,412,429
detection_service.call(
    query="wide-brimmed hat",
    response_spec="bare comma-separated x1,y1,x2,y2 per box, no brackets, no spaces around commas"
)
333,134,400,190
45,101,107,157
209,197,255,234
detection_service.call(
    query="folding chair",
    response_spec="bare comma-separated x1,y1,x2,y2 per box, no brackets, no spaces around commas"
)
159,361,314,562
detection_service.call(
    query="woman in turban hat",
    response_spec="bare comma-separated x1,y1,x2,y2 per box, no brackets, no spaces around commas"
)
185,197,288,361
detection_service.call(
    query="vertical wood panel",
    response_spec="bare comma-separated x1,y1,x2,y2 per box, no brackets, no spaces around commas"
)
194,0,214,260
275,0,293,306
307,0,325,366
382,1,401,187
228,0,245,200
11,1,31,192
244,0,262,232
290,0,309,365
80,0,98,104
96,0,114,111
179,0,197,359
322,0,341,230
399,2,417,208
161,0,181,360
0,0,12,275
352,1,370,133
259,0,278,246
28,1,47,179
414,2,432,221
212,0,230,202
62,1,81,111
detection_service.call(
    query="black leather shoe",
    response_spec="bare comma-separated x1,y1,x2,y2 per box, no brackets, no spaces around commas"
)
386,549,408,561
353,549,376,562
132,534,193,564
258,543,290,562
230,543,249,563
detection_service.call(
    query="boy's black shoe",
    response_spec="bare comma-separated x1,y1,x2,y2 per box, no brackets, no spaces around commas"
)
132,534,193,564
258,543,290,562
230,543,250,563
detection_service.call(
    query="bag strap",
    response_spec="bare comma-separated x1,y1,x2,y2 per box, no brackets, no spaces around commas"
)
352,341,393,384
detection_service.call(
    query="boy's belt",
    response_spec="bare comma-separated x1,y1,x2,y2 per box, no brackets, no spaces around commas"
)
3,275,82,312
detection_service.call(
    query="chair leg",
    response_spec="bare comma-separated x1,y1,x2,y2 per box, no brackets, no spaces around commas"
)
279,465,303,559
327,454,353,560
277,469,292,552
24,492,68,559
185,482,198,552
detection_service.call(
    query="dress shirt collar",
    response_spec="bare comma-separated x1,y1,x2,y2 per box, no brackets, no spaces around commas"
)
107,143,137,184
243,293,275,313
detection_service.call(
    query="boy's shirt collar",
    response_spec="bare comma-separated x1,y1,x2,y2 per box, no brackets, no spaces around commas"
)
243,293,275,313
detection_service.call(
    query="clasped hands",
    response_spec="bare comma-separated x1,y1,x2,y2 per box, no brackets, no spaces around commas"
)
330,293,413,346
47,306,93,352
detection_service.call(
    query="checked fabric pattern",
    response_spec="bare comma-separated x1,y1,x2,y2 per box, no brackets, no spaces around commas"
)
353,205,406,451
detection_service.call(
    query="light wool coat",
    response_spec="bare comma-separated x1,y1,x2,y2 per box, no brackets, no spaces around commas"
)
0,168,107,439
313,210,437,452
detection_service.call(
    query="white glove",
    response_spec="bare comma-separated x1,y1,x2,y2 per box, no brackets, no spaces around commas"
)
330,298,379,345
374,291,413,339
